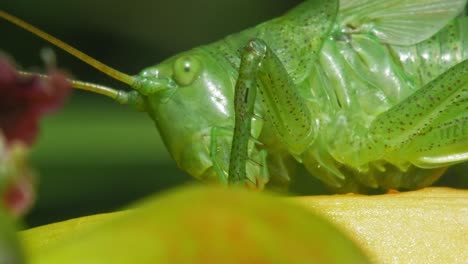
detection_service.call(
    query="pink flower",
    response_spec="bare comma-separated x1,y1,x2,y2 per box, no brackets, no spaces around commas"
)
0,56,71,216
0,140,35,217
0,57,71,146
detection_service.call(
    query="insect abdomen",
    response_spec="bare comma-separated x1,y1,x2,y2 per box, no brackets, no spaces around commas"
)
309,17,467,129
300,16,467,191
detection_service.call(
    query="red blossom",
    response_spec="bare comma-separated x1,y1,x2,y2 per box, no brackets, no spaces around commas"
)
0,56,71,216
3,174,34,216
0,57,71,146
0,141,35,217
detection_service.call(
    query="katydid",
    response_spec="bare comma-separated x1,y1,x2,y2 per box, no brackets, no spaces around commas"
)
1,0,467,193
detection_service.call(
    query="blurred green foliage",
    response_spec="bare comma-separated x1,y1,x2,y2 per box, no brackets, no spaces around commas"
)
0,209,24,263
1,0,466,228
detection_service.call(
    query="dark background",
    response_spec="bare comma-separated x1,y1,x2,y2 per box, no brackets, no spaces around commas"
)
2,0,466,227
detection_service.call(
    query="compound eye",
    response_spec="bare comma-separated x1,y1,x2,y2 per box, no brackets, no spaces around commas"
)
173,56,202,86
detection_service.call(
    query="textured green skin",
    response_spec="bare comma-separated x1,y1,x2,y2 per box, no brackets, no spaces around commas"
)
132,0,467,192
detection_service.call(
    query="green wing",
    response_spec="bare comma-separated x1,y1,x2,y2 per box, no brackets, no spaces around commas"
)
339,0,467,45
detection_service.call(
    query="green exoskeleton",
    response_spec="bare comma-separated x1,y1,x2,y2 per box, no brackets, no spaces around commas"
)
1,0,467,192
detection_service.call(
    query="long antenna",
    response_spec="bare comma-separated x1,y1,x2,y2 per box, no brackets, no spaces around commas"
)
0,10,135,86
17,71,120,99
17,71,134,106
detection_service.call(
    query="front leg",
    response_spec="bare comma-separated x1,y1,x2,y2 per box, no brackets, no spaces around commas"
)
231,39,316,156
228,39,342,188
211,126,268,189
229,41,264,185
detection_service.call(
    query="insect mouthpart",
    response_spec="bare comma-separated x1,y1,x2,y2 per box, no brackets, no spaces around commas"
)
131,75,177,97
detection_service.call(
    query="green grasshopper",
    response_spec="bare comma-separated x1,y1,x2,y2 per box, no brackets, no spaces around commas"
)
1,0,467,193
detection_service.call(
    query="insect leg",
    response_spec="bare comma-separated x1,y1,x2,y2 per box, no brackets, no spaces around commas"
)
236,38,346,188
210,126,268,189
368,59,468,169
248,39,316,156
228,40,264,185
210,127,231,185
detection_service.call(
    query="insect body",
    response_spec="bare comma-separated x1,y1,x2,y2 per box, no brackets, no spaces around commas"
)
2,0,467,193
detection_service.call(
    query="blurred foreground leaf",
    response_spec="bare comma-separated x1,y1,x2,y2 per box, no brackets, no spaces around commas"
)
20,187,468,263
20,185,370,263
